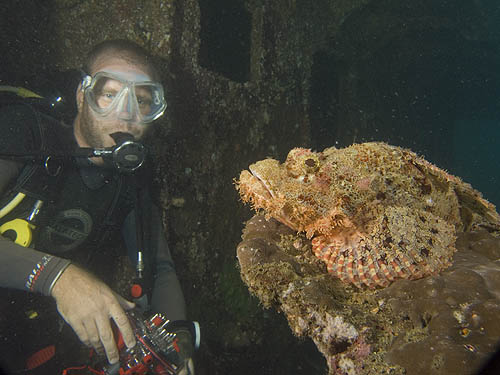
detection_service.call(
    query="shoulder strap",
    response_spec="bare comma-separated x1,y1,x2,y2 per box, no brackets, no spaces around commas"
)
0,104,67,206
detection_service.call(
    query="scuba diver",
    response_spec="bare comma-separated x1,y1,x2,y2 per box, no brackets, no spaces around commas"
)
0,39,198,374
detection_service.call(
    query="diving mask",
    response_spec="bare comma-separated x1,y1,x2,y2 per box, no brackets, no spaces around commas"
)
81,71,166,123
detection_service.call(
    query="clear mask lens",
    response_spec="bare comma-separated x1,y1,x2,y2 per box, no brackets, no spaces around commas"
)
83,72,166,123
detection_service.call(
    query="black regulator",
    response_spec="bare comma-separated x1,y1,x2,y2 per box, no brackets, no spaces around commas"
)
77,132,147,173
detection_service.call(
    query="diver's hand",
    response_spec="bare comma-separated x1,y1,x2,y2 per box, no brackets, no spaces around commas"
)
174,329,195,375
178,358,195,375
50,264,136,364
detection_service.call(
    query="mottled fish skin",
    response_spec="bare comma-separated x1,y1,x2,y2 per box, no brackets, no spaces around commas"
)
236,142,500,288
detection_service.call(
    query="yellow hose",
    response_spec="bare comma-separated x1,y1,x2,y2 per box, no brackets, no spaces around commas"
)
0,192,26,219
0,85,42,220
0,85,43,99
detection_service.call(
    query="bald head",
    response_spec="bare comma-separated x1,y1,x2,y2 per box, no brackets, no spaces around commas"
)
83,39,160,81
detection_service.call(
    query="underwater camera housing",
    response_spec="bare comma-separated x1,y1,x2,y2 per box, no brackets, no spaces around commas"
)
102,309,200,375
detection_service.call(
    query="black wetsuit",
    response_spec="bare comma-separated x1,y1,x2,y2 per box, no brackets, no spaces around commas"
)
0,104,186,372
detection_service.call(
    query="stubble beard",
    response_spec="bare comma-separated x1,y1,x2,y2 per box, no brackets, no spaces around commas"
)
79,105,110,149
77,102,152,149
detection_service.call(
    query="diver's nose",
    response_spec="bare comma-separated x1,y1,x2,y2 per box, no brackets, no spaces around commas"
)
116,90,137,122
117,103,134,121
118,112,133,121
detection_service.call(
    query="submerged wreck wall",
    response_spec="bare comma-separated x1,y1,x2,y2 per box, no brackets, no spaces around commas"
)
2,0,349,373
2,0,500,374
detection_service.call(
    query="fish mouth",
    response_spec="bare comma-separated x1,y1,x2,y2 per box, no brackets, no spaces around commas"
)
245,166,302,232
248,165,275,199
236,168,274,204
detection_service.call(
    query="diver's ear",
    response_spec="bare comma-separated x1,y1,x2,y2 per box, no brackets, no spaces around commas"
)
76,82,84,112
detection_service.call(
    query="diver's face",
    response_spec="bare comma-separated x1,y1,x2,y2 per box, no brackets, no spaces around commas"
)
75,56,153,150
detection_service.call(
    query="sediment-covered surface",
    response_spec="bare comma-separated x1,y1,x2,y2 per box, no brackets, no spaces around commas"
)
237,214,500,374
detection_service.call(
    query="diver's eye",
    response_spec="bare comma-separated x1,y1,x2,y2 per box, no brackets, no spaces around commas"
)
95,92,117,108
137,96,152,106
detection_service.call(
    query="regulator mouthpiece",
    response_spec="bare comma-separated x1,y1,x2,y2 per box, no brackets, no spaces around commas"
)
96,132,146,172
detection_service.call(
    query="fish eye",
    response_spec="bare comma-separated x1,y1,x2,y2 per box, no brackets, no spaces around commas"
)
304,158,317,168
303,156,320,172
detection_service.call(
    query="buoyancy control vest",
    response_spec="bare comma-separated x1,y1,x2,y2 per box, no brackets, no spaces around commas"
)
0,104,155,289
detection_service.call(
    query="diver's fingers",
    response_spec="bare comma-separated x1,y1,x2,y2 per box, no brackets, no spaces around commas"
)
115,292,135,310
68,319,91,347
95,314,119,364
109,302,136,349
84,318,104,355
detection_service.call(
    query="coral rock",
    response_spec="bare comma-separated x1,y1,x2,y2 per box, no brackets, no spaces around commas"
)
236,215,500,375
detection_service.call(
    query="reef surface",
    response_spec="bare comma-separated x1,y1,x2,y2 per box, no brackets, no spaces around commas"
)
237,215,500,374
